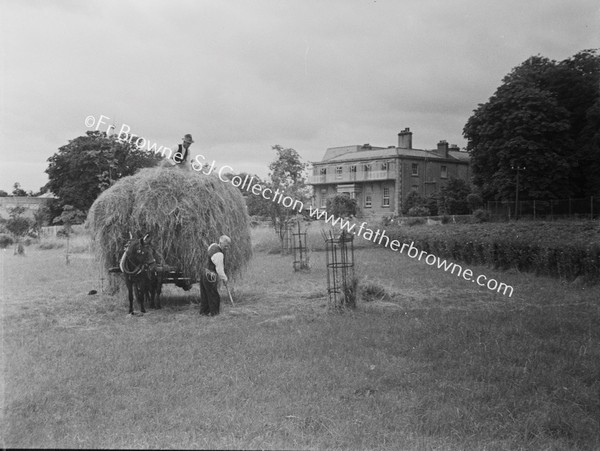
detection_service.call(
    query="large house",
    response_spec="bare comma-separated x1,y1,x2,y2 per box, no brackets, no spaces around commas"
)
308,128,470,217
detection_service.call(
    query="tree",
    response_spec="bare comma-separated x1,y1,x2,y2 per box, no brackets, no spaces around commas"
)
6,206,32,236
6,206,33,255
464,49,600,200
268,145,309,223
326,194,357,218
12,182,28,197
466,192,484,212
222,172,272,218
0,190,9,197
424,192,440,216
45,131,163,212
438,178,471,215
53,205,86,265
242,175,272,218
268,145,310,248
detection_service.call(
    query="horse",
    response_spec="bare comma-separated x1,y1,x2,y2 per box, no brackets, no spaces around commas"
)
119,234,162,314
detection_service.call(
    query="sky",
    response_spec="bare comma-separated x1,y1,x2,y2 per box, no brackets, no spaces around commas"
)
1,0,598,194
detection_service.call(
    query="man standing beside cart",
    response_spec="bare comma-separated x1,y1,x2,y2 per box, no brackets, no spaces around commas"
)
200,235,231,316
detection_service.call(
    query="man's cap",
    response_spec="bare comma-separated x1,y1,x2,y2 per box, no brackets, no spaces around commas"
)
183,134,194,144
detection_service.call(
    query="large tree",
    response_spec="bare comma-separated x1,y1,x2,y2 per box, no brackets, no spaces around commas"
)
267,145,310,250
268,145,310,223
45,131,163,212
464,49,600,200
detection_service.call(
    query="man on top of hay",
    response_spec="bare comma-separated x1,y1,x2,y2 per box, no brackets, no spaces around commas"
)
171,133,194,169
200,235,231,316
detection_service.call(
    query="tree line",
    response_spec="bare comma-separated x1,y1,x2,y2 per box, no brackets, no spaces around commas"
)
464,48,600,201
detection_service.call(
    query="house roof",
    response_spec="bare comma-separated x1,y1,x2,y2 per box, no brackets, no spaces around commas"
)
314,146,470,164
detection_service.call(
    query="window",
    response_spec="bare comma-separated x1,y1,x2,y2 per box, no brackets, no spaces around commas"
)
364,163,371,172
411,163,419,176
441,165,448,178
364,195,372,208
383,187,390,207
411,185,419,192
336,166,343,179
320,167,327,175
350,165,357,173
381,162,388,171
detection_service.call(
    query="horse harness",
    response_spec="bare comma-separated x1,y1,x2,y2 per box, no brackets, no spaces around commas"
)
119,242,157,277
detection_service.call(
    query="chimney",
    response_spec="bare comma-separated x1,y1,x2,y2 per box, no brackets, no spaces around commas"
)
437,140,449,158
449,144,459,151
397,127,412,149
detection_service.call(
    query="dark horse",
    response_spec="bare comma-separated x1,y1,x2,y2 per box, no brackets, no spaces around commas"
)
119,234,162,314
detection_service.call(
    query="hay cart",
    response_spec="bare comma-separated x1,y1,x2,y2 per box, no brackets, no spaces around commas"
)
108,264,196,291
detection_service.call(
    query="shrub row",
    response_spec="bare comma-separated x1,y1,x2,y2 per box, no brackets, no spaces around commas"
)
385,221,600,284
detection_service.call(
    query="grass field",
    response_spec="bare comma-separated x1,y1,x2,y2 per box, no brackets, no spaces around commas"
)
2,227,599,450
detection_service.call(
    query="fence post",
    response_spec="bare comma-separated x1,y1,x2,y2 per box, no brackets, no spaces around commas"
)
533,200,536,220
591,196,594,220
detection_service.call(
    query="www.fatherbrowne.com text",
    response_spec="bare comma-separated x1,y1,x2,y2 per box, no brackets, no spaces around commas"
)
305,207,514,297
207,167,513,298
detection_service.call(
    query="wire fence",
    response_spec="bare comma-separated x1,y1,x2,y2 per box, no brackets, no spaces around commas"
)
486,197,600,221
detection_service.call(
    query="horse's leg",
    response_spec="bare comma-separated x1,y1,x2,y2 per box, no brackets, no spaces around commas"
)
147,273,156,309
126,277,134,314
155,277,162,309
136,279,146,313
152,272,162,309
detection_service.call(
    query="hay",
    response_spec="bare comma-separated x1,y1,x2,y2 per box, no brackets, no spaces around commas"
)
88,167,252,282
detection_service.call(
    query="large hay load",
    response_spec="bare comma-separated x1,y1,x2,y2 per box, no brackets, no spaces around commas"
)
88,167,252,285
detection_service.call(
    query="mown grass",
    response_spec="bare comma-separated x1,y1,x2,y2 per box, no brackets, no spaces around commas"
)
251,221,375,254
2,228,599,450
35,232,92,253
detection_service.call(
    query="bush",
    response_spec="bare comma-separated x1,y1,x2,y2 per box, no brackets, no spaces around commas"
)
385,221,600,285
38,241,64,250
438,178,471,215
472,209,491,223
425,193,440,216
405,217,426,226
407,206,430,217
467,193,483,212
0,233,14,249
360,281,392,302
327,194,357,218
380,215,398,227
402,191,427,214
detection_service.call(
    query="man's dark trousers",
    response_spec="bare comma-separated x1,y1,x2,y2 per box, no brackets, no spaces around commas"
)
200,270,220,315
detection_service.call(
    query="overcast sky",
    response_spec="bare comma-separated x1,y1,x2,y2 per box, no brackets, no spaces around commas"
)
1,0,598,194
